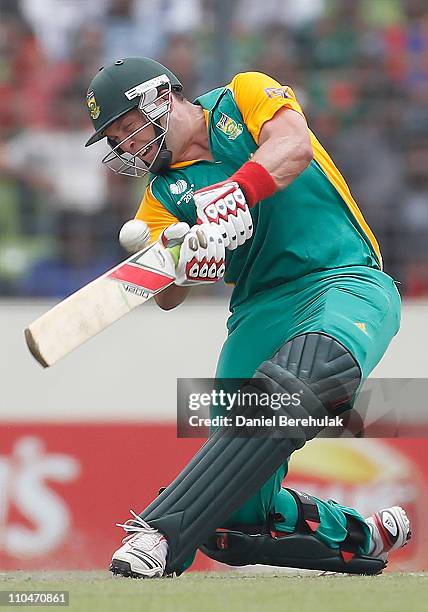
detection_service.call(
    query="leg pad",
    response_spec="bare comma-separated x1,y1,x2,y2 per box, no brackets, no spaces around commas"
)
200,530,386,575
140,334,361,574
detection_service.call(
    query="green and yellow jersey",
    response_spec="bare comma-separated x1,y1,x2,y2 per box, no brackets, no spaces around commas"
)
135,72,381,310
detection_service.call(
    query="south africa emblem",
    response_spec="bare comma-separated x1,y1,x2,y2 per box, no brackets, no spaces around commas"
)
87,91,100,120
216,113,243,140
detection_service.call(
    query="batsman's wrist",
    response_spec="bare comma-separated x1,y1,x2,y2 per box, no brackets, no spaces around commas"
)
230,161,277,207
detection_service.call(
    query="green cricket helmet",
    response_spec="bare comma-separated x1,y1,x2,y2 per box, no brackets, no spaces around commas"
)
85,57,182,177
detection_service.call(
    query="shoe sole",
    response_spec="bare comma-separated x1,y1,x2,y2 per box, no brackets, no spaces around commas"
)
110,558,170,579
110,559,151,579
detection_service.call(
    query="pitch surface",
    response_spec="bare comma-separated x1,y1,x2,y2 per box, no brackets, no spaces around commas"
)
1,571,426,612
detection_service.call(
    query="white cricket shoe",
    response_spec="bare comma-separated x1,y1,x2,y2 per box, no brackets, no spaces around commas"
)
366,506,411,561
110,510,168,578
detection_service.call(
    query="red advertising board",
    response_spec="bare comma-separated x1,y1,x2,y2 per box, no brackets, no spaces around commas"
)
0,424,213,571
0,424,426,571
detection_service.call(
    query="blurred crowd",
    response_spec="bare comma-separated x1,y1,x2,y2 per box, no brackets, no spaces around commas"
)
1,0,428,297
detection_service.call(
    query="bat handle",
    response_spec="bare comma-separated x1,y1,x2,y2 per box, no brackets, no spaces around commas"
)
167,244,181,266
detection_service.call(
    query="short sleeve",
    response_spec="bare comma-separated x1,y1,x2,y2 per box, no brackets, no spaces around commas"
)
135,183,179,242
227,72,304,144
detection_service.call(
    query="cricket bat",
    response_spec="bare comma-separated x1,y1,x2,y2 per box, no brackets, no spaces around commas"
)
24,241,180,368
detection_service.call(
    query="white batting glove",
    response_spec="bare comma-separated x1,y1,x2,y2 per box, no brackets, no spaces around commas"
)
161,222,225,286
194,181,253,251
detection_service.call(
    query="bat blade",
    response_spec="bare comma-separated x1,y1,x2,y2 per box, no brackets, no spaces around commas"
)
25,241,177,368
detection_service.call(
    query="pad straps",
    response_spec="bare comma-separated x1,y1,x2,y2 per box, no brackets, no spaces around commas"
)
277,488,367,562
283,488,321,534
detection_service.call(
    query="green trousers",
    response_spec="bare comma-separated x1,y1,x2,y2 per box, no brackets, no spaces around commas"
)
214,265,401,554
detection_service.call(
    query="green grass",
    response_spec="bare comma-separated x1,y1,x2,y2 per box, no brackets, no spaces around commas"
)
1,571,426,612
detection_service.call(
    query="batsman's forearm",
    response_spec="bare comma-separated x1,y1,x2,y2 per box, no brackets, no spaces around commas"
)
155,284,190,310
250,107,313,192
251,135,313,191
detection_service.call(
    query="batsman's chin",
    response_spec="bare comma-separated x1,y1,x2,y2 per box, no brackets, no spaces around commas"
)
138,145,158,165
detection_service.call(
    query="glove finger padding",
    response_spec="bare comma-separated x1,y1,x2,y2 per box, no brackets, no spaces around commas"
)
194,182,253,251
241,204,253,240
190,227,209,280
175,223,225,286
227,200,246,248
221,212,238,249
161,222,191,248
214,229,226,279
231,187,253,244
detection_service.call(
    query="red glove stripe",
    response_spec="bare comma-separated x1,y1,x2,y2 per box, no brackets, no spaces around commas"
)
185,257,225,281
230,161,277,208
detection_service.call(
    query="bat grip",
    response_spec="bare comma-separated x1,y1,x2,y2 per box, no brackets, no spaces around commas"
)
168,244,181,266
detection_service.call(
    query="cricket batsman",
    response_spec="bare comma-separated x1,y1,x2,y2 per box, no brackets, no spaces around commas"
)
84,57,411,577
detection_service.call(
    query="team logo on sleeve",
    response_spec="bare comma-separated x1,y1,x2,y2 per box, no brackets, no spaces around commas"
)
264,86,290,99
216,113,243,140
86,91,100,120
169,179,188,195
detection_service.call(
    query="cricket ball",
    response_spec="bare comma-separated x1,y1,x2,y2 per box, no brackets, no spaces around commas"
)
119,219,151,254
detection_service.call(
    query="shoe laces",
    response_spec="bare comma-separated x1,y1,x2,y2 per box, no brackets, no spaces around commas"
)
116,509,159,543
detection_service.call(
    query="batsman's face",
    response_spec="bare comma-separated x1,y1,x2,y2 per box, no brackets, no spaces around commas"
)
104,110,159,165
101,82,176,177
